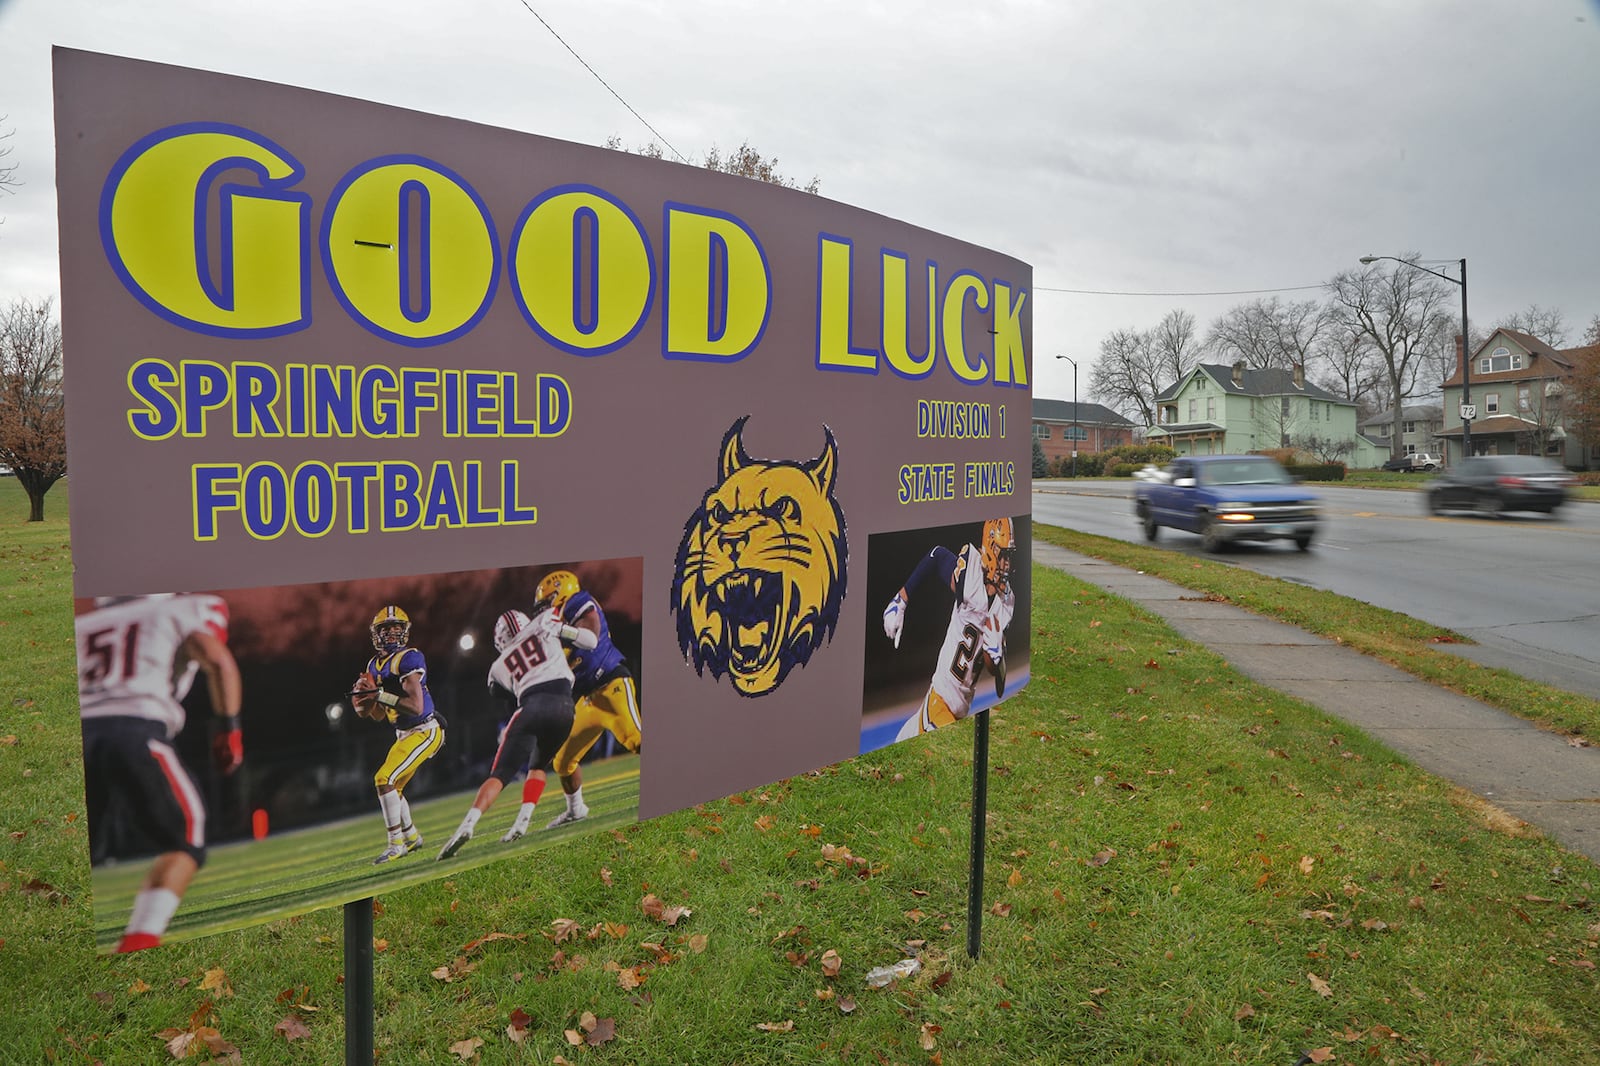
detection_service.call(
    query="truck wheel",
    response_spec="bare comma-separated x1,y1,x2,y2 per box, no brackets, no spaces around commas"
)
1294,532,1313,552
1199,515,1226,553
1141,510,1159,541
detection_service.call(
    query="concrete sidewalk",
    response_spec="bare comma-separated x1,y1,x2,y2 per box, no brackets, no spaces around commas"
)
1036,542,1600,867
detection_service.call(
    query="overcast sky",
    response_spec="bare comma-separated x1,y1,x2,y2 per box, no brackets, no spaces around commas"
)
2,0,1597,403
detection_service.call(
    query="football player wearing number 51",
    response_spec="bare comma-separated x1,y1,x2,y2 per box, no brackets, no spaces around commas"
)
436,603,597,860
881,517,1017,742
353,606,445,865
76,593,243,952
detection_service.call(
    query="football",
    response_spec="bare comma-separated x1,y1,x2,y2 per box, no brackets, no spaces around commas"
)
351,671,380,718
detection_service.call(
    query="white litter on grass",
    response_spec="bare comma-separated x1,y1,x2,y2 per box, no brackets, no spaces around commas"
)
865,958,922,988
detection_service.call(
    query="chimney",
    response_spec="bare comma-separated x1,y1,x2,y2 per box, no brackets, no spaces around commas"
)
1292,363,1304,389
1231,360,1244,387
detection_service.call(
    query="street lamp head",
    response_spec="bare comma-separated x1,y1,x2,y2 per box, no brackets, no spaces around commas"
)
1358,256,1378,264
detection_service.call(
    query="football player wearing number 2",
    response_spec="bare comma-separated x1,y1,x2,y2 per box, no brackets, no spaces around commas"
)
353,606,445,865
76,593,244,952
882,517,1017,742
436,603,597,860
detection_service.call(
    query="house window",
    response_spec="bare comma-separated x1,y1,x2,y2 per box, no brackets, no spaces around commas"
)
1484,392,1500,414
1479,346,1523,374
1281,397,1290,418
1205,397,1216,420
1032,424,1051,440
1403,420,1416,434
1188,399,1198,421
1517,385,1531,412
1311,402,1320,421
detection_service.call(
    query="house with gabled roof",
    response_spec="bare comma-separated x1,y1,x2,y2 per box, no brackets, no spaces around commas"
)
1030,398,1137,468
1438,328,1594,468
1148,362,1359,458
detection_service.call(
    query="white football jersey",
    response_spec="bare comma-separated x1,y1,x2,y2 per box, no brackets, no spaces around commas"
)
929,544,1015,719
488,608,575,698
76,593,230,738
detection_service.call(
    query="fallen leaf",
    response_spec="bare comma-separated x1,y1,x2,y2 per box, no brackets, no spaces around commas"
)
1007,868,1024,888
585,1016,617,1046
448,1036,484,1059
1360,918,1389,932
274,1015,312,1041
599,866,614,886
550,918,582,943
684,933,709,953
989,902,1012,917
1234,1003,1256,1021
1299,856,1315,876
919,1022,942,1050
754,814,775,831
1087,849,1116,868
199,967,233,997
129,979,151,994
821,949,842,978
1307,972,1333,998
756,1020,795,1032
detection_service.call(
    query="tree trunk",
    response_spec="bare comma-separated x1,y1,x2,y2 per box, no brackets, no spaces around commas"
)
28,489,45,522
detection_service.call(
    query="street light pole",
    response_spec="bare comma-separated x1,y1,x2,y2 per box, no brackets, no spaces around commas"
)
1055,355,1079,477
1359,255,1472,460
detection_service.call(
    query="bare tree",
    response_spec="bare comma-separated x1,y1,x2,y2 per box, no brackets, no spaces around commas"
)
1205,297,1328,371
1327,258,1454,462
1566,342,1600,463
604,135,819,193
1312,315,1386,416
0,297,67,521
1087,327,1163,427
1583,315,1600,348
1494,304,1568,347
1148,308,1201,385
0,118,20,231
1291,432,1356,465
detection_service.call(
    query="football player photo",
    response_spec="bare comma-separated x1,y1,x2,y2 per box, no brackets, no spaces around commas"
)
859,517,1031,754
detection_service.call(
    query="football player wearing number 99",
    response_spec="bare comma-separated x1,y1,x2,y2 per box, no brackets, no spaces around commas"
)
882,517,1017,742
354,606,445,865
436,603,598,860
77,593,244,952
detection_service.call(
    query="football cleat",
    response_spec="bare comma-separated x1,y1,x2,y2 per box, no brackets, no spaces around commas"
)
545,802,590,829
372,842,409,865
500,814,532,843
403,830,423,853
436,828,472,860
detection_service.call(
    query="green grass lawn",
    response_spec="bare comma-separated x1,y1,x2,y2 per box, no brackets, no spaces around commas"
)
2,479,1597,1064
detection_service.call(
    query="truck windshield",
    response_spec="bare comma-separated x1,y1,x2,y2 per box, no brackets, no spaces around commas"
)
1199,460,1292,486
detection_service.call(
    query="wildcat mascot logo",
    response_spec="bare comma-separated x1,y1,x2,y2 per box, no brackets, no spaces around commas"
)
672,417,847,697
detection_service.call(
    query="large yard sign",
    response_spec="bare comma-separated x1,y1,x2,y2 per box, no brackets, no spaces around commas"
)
55,48,1031,952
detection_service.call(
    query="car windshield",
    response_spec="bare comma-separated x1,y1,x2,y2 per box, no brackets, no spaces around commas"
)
1466,457,1561,476
1198,459,1292,486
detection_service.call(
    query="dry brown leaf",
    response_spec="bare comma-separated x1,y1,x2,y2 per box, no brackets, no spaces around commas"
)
756,1020,795,1032
1305,1048,1335,1063
1298,855,1315,875
551,918,581,943
199,967,233,997
1307,972,1333,998
599,866,613,886
585,1016,617,1046
274,1015,311,1041
1087,849,1116,868
838,995,857,1013
684,933,709,953
820,949,842,978
1360,918,1389,932
617,967,644,990
1007,867,1024,888
1234,1003,1256,1021
448,1036,484,1060
754,814,775,831
919,1022,943,1050
989,902,1013,917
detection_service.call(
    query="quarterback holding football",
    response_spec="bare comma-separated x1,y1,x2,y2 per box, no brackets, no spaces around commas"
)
355,606,445,864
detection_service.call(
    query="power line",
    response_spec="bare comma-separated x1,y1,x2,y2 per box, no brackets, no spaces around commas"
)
1036,283,1329,297
514,1,688,164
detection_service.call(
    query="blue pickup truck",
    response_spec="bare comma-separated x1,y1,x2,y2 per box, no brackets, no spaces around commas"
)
1133,455,1319,552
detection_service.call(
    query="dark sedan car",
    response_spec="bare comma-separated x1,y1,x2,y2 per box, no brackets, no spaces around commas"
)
1425,455,1575,516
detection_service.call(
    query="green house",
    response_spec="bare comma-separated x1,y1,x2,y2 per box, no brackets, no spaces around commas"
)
1148,362,1359,458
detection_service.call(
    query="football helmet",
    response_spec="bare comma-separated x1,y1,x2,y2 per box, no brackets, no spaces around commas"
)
493,609,532,653
370,605,412,653
534,570,581,615
979,517,1016,590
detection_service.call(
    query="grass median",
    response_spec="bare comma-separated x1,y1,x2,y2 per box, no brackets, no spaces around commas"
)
2,482,1596,1064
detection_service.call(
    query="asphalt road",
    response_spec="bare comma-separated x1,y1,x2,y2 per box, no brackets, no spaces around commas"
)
1033,481,1600,702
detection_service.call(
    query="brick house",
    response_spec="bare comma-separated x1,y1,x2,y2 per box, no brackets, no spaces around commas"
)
1030,398,1138,467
